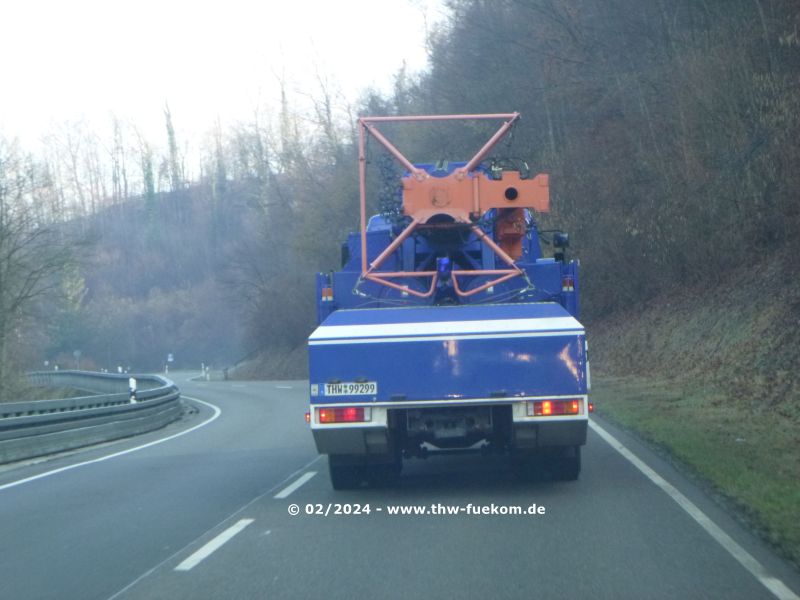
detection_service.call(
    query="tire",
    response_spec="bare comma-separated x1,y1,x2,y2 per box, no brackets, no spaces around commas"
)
509,450,539,481
554,446,581,481
366,457,402,487
328,460,363,490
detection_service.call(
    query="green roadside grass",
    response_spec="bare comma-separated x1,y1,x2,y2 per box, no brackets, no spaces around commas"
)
591,374,800,569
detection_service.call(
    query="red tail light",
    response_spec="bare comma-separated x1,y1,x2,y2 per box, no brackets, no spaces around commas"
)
317,407,368,423
528,399,583,416
562,276,575,292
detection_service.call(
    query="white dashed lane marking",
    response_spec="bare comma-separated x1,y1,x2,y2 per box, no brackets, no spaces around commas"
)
274,471,317,499
174,519,255,572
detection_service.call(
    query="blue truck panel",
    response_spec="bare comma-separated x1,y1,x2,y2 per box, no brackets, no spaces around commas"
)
310,335,586,403
309,302,586,403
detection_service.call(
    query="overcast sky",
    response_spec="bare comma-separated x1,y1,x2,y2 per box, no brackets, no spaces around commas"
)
1,0,445,147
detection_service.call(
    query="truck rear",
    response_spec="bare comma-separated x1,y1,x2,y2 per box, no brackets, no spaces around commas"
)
307,114,591,489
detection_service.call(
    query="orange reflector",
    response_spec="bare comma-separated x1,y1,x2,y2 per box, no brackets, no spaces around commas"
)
589,402,594,413
305,412,311,424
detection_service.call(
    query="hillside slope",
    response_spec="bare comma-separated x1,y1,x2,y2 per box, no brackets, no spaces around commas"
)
590,250,799,411
588,250,800,566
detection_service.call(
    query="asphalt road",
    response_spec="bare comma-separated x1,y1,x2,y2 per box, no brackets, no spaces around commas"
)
1,373,798,600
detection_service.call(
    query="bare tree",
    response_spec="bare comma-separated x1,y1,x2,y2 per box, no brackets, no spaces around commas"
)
164,103,184,193
0,138,74,401
111,116,130,204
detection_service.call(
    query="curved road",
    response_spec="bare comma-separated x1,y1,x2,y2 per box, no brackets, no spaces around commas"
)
0,373,798,599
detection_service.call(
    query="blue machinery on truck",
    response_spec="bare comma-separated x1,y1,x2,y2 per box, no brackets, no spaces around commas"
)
307,113,591,489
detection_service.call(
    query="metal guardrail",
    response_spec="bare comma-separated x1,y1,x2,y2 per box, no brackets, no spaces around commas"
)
0,371,182,464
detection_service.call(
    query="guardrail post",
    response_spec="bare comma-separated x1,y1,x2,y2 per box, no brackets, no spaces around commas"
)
129,377,137,403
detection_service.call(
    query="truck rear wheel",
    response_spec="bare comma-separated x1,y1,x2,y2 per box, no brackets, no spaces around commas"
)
366,458,402,487
554,446,581,481
328,457,363,490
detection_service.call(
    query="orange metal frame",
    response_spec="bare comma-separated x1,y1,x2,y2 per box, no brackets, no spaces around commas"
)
358,113,549,298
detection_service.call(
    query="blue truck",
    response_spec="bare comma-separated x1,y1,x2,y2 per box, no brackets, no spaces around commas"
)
308,113,591,489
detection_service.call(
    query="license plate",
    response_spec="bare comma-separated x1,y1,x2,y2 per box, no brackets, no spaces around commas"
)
324,382,377,396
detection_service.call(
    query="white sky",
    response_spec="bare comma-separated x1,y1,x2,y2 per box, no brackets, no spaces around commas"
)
0,0,446,148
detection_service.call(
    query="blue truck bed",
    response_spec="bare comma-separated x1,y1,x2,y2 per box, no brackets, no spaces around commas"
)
309,302,587,404
309,301,590,488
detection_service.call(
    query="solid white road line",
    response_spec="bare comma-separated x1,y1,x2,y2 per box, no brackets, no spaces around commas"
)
174,519,254,572
590,420,799,600
274,471,317,499
0,396,221,492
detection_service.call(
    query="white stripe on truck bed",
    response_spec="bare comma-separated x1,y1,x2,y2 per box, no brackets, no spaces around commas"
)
309,316,583,341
